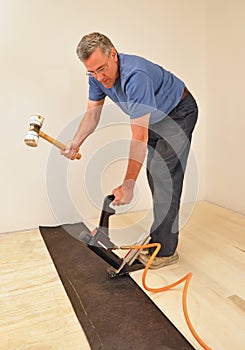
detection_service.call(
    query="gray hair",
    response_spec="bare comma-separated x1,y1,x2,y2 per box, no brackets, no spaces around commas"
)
76,32,115,61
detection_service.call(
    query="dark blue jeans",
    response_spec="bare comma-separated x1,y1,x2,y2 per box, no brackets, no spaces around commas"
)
147,92,198,256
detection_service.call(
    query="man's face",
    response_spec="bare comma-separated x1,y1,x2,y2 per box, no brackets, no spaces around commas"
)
83,46,119,88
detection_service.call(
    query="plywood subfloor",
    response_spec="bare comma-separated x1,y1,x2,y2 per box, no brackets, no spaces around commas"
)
0,229,90,350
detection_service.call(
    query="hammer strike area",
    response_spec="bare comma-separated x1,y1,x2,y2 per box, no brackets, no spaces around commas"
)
78,194,150,278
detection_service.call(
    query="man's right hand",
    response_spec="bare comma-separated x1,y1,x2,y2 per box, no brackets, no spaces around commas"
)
61,139,80,160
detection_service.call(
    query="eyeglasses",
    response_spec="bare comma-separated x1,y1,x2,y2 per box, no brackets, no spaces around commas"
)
86,63,109,77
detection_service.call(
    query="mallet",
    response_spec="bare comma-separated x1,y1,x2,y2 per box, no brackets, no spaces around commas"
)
24,115,81,160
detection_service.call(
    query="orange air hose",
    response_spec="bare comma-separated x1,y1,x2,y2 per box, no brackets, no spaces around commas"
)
120,243,212,350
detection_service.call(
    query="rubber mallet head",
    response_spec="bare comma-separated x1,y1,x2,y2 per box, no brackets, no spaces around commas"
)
24,114,81,159
24,115,44,147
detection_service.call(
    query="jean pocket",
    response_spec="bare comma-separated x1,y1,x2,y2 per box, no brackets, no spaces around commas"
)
174,94,198,119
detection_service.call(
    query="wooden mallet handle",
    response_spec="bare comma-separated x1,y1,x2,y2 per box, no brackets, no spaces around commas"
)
39,130,81,160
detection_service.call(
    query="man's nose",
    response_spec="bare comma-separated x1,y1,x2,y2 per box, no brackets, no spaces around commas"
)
96,72,105,82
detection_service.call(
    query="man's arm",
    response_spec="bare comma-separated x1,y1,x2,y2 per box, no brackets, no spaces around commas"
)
112,114,150,205
62,99,105,159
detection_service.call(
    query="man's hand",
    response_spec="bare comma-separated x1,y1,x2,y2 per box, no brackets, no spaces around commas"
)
61,99,105,160
61,139,80,160
112,179,135,206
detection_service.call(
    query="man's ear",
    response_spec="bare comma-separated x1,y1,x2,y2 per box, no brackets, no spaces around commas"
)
111,47,118,61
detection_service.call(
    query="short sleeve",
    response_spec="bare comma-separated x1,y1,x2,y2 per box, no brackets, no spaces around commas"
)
88,77,106,101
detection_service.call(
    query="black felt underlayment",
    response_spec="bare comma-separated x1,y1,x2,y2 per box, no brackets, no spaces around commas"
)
39,223,194,350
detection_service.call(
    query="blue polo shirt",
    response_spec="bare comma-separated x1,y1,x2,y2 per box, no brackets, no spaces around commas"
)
88,53,185,124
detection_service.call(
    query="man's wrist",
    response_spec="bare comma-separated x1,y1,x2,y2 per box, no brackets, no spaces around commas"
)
123,178,136,189
73,135,82,148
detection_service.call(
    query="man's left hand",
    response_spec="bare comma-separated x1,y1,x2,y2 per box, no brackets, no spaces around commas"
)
112,179,135,206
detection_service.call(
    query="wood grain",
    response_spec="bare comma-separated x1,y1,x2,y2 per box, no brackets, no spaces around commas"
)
0,229,90,350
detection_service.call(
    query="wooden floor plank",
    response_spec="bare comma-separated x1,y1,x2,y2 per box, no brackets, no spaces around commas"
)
0,229,90,350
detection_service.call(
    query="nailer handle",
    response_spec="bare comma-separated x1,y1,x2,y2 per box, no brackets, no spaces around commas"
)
98,195,116,235
39,130,81,160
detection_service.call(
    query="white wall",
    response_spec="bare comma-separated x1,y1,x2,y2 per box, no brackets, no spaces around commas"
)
206,0,245,214
0,0,207,233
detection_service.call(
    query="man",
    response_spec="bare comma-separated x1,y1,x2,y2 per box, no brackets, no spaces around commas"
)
62,32,198,269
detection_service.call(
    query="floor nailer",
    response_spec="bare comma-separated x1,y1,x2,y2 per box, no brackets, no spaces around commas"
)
78,194,150,277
